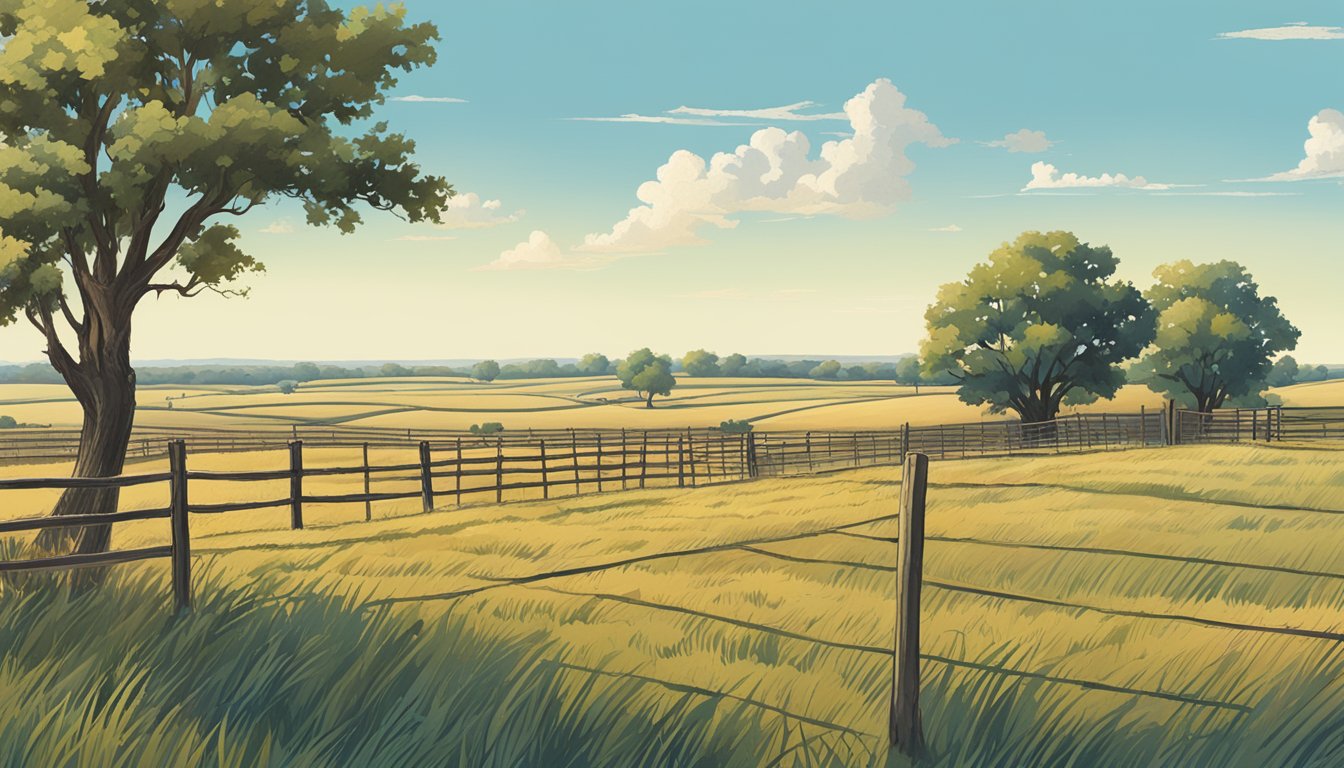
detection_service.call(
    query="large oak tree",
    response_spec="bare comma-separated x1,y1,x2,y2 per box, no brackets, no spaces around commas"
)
0,0,452,554
922,231,1154,423
1133,260,1299,412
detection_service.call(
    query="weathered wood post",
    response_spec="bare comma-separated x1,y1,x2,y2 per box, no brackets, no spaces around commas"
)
746,432,759,479
571,430,582,495
495,438,504,503
639,432,649,489
620,428,629,491
362,443,373,522
288,440,304,530
419,441,435,512
455,437,464,506
540,439,550,500
677,436,686,488
890,451,929,758
596,434,605,493
168,440,192,613
687,429,698,487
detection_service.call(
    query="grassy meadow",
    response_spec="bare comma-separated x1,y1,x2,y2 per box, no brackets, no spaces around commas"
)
0,375,1180,433
4,442,1344,765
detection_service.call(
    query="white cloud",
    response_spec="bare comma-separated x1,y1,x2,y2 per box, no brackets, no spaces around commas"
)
567,78,952,255
982,129,1054,153
395,235,459,242
436,192,524,229
1252,109,1344,181
259,221,295,234
392,95,468,103
929,224,962,232
478,231,614,272
1023,161,1176,191
668,101,846,122
1218,22,1344,41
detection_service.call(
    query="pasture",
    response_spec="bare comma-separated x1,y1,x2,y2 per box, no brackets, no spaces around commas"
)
0,375,1184,433
3,442,1344,766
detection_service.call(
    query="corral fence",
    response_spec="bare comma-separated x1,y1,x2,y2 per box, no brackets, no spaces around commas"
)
1174,406,1344,444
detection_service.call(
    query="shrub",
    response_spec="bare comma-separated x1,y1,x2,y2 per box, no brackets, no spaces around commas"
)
719,419,754,434
470,422,505,435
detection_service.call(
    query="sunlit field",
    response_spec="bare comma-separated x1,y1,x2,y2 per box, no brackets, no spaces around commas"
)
4,443,1344,765
0,376,1191,433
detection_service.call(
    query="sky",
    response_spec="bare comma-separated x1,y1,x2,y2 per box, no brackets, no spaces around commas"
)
3,1,1344,364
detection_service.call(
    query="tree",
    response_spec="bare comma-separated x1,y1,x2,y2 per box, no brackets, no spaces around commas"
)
894,357,924,393
1134,261,1299,412
617,348,676,407
0,1,450,555
276,380,299,395
381,363,413,378
720,353,748,377
472,360,501,383
810,360,842,380
0,415,17,429
681,349,721,377
923,231,1154,423
1266,355,1300,388
291,363,321,382
577,353,611,376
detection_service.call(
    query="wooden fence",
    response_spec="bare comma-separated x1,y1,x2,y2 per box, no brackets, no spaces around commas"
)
1174,407,1344,444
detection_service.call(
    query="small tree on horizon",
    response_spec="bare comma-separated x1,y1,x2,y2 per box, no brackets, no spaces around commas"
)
720,353,748,377
617,348,676,407
1266,355,1300,388
577,353,612,376
894,356,924,394
923,231,1155,423
1134,260,1299,412
810,360,842,380
472,360,501,383
681,349,721,377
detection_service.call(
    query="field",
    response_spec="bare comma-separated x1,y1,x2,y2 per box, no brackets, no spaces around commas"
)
4,442,1344,765
0,376,1183,433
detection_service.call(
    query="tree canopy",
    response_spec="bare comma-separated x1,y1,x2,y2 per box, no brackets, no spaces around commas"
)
923,231,1154,423
1133,260,1299,412
472,360,501,383
617,348,676,407
681,349,720,377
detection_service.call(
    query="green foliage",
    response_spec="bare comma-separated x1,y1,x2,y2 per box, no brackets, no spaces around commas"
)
1134,260,1299,412
0,414,16,429
720,353,748,377
576,353,611,376
923,231,1155,423
1266,356,1299,388
617,348,676,407
469,422,504,435
472,360,501,383
0,0,451,419
276,380,298,395
809,360,842,380
719,419,753,433
681,349,720,377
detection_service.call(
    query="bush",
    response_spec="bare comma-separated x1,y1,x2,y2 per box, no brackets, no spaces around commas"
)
470,422,505,435
276,380,299,395
719,419,754,434
0,415,16,429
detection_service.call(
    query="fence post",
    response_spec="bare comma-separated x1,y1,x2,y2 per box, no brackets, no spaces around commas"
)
687,429,698,487
890,451,929,758
168,440,192,613
540,440,550,500
677,436,686,488
901,422,911,463
746,432,759,479
288,440,304,530
455,438,464,506
639,432,649,489
495,438,504,504
596,434,605,493
362,443,372,522
419,441,435,512
620,428,629,491
571,430,581,496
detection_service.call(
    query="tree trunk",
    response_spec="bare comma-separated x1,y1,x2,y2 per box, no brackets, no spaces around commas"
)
645,391,655,409
35,343,137,557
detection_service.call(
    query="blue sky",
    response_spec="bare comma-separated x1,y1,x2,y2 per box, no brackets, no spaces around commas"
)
5,1,1342,363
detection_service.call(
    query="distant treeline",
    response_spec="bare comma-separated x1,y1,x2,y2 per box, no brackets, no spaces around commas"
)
1,351,1333,390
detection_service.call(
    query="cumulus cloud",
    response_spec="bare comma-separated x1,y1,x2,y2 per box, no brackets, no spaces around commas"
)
1023,161,1175,191
436,192,524,229
392,95,468,103
1218,22,1344,41
479,231,613,272
562,78,952,255
982,129,1054,153
1252,109,1344,181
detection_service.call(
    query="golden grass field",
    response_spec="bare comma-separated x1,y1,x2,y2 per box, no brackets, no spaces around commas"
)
0,375,1196,432
6,442,1344,765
